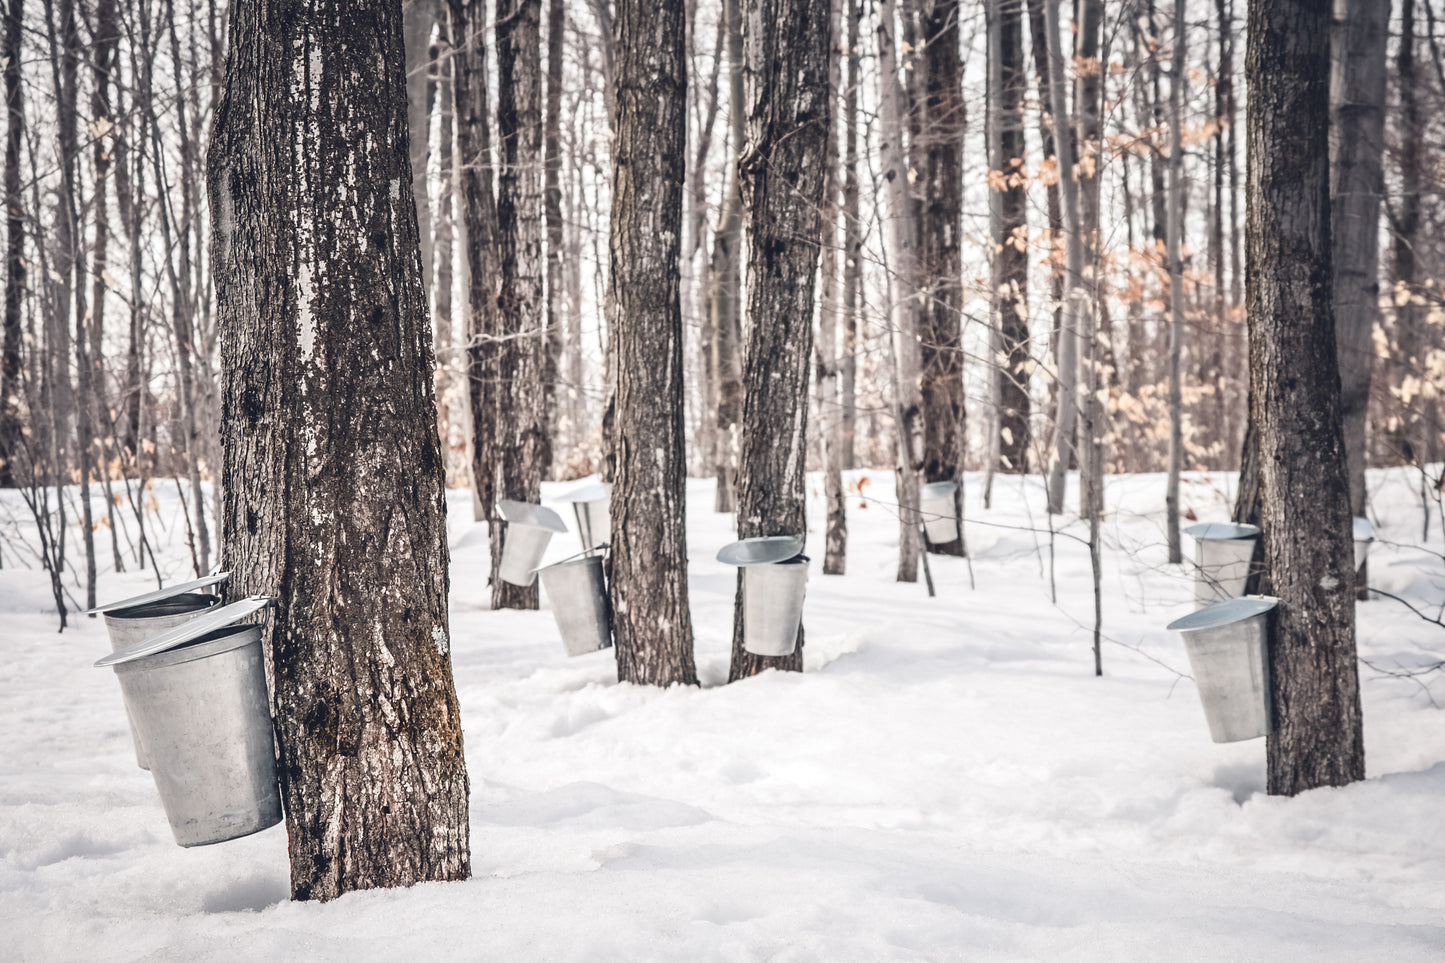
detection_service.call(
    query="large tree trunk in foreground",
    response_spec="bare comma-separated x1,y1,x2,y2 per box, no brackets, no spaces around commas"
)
730,0,830,681
608,0,698,687
1246,0,1364,797
210,0,470,900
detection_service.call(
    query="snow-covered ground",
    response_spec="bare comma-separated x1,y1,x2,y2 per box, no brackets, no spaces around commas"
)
3,467,1444,961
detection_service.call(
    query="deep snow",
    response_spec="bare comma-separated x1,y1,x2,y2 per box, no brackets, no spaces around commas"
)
2,467,1444,961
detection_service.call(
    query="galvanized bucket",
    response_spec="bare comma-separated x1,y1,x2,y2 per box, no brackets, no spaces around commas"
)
1185,522,1260,606
536,553,613,657
90,572,231,770
919,480,960,544
95,597,281,847
102,594,222,769
1167,595,1278,743
1353,516,1373,572
496,500,568,586
557,482,611,554
718,536,808,658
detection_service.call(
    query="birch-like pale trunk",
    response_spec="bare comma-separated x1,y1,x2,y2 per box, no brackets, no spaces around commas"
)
877,0,923,580
1164,0,1186,564
1042,0,1082,517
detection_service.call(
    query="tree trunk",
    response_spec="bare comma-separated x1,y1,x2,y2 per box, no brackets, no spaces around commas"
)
0,0,20,489
433,25,461,486
451,0,503,531
919,0,965,556
492,0,547,609
1026,0,1063,461
1329,0,1388,600
608,0,698,688
996,0,1030,476
1384,0,1420,467
841,0,861,471
1074,0,1104,522
709,0,747,514
730,0,830,681
819,0,848,576
1042,0,1082,516
1165,0,1186,563
209,0,470,899
878,0,923,579
1246,0,1365,797
544,0,565,466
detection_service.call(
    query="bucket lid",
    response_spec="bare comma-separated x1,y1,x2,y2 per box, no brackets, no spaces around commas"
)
497,499,568,532
86,571,231,615
920,480,958,498
555,481,611,504
95,596,272,668
717,535,805,566
1166,595,1279,632
1183,521,1260,541
1353,516,1373,542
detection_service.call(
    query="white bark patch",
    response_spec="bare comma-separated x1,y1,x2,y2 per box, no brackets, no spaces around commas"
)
432,625,449,656
1319,574,1340,591
297,262,316,363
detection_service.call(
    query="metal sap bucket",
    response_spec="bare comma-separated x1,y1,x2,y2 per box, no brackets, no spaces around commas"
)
90,572,231,770
718,536,808,658
1167,595,1278,743
1184,522,1260,606
919,480,960,544
1353,516,1373,572
496,500,568,586
95,597,282,847
556,482,611,554
536,553,613,656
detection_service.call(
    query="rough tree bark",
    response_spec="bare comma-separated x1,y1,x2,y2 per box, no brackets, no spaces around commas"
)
729,0,830,681
209,0,470,899
818,0,847,576
878,0,923,580
492,0,547,609
1329,0,1388,598
0,0,20,488
450,0,502,531
996,0,1030,476
544,0,565,461
841,0,861,471
1246,0,1365,797
919,0,965,556
608,0,698,687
